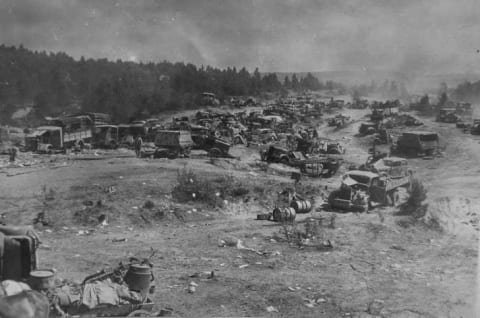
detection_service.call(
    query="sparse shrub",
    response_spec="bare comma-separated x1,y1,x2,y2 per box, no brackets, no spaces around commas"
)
407,178,427,208
328,214,336,229
143,200,155,209
304,218,322,239
280,219,330,248
230,186,250,197
399,177,428,218
41,184,56,201
34,185,56,227
171,167,217,206
172,168,250,206
253,185,265,194
281,221,303,246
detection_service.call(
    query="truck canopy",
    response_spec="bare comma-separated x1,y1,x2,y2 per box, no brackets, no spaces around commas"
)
154,130,194,148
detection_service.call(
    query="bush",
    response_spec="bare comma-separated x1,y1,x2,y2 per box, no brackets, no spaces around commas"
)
171,167,218,206
407,178,427,208
399,177,428,218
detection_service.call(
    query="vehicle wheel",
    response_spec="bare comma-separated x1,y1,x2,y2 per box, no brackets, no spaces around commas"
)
386,193,394,206
109,140,118,149
363,204,369,213
327,190,341,206
367,200,374,211
168,151,178,159
209,148,222,158
392,190,400,206
233,136,242,144
280,157,289,166
406,148,417,158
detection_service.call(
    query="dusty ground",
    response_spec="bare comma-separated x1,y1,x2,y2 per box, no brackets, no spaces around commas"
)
0,108,478,317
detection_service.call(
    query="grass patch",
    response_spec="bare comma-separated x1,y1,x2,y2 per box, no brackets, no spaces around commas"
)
171,167,250,207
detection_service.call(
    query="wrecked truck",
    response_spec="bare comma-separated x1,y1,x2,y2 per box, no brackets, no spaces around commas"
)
328,170,411,213
261,145,340,177
391,131,440,157
153,130,194,158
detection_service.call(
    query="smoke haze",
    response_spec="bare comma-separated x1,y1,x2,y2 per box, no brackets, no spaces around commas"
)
1,0,479,76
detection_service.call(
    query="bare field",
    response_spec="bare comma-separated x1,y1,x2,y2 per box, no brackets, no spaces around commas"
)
0,108,478,317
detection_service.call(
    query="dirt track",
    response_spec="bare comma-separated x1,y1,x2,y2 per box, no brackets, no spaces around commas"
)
0,108,478,317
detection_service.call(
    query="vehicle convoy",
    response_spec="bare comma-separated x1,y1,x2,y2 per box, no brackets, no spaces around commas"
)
328,169,411,213
391,131,440,157
153,130,194,158
25,125,92,153
261,145,340,177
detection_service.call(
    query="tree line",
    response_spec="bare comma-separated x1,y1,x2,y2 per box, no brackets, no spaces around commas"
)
0,45,338,124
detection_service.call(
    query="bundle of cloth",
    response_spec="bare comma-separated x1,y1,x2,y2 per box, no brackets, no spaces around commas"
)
56,278,143,310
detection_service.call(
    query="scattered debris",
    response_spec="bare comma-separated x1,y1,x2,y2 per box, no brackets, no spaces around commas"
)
266,305,279,313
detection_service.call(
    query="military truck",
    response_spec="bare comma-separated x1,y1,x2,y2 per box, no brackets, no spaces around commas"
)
328,170,411,212
360,156,409,178
436,108,460,123
391,131,439,157
470,119,480,135
261,145,340,177
153,130,194,158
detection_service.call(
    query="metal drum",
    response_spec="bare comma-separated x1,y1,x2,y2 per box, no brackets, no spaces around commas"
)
272,207,296,222
290,200,312,213
124,264,153,296
29,269,55,290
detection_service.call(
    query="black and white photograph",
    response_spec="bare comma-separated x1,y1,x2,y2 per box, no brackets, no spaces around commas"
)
0,0,478,317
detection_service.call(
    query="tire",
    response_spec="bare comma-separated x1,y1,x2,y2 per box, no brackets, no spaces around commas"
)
109,140,118,149
363,203,369,213
280,157,289,166
233,136,242,144
209,148,222,158
386,193,394,206
392,190,400,206
406,148,417,158
327,190,341,206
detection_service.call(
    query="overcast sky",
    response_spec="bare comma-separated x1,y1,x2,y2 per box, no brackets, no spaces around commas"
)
0,0,479,74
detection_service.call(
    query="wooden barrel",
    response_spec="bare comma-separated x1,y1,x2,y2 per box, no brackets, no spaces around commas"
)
290,200,312,213
272,207,296,222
